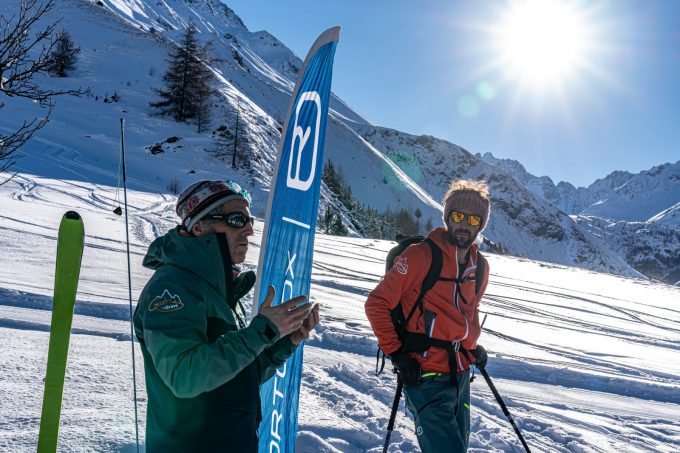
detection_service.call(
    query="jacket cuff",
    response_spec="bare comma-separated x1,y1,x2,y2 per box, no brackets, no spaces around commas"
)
252,314,280,345
282,335,298,354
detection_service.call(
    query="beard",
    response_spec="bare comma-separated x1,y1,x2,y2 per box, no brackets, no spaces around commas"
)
447,227,477,249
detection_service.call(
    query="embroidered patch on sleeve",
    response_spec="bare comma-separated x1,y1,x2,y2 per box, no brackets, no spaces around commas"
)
395,256,408,275
149,289,185,312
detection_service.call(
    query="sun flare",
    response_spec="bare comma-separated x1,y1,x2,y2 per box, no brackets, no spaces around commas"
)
495,0,593,88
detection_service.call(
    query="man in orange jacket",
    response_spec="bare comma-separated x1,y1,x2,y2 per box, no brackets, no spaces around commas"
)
365,179,491,452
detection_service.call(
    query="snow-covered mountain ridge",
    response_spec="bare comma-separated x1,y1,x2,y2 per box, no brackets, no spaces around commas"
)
0,0,669,280
480,153,680,283
354,126,642,278
481,153,680,222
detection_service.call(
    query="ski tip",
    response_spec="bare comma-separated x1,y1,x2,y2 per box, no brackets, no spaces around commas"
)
64,211,81,221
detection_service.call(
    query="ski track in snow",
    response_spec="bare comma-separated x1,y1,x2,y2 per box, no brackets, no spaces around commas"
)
1,176,679,452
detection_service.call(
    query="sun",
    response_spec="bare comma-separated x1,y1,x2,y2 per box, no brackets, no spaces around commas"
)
494,0,593,88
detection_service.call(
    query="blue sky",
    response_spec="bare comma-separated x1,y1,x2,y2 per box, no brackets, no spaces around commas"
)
225,1,680,187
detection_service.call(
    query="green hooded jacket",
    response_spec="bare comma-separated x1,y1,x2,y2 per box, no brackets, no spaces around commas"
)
133,227,297,452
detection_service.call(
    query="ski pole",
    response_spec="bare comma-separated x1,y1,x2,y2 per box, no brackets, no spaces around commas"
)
120,118,140,452
480,368,532,453
382,376,404,453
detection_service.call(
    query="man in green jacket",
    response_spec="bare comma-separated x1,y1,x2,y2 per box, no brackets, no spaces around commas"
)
134,179,319,452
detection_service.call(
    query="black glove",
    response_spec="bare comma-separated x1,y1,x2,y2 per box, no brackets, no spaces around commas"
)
390,350,421,386
470,345,488,369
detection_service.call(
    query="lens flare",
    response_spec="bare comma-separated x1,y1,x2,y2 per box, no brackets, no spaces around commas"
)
495,0,593,88
458,96,480,118
476,81,496,100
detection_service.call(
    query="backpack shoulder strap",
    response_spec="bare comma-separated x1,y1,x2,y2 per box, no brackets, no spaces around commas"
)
402,239,442,329
422,239,442,292
475,251,486,295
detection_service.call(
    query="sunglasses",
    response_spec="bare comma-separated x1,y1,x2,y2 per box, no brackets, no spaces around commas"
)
206,212,255,229
448,210,481,227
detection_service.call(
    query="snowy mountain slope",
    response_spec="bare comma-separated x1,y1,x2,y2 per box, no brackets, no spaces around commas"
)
353,126,641,278
478,152,564,208
576,214,680,285
574,162,680,222
2,0,427,219
0,0,669,280
480,152,680,223
94,0,369,126
649,200,680,227
480,153,680,283
1,174,679,452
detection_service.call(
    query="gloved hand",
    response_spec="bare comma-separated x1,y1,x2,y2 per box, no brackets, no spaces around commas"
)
390,349,421,386
470,344,488,369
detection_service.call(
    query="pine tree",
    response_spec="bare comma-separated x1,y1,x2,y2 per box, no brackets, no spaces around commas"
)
195,96,211,133
322,209,335,233
193,40,214,132
228,98,249,168
395,208,419,235
322,161,355,210
335,166,353,208
322,161,340,195
331,214,348,236
48,30,80,77
150,25,213,124
425,217,434,233
414,208,423,234
212,98,249,168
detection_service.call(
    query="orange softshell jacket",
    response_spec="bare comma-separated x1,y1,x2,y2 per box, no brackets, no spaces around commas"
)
365,227,489,374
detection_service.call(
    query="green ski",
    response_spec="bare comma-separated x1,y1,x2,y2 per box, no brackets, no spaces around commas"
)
37,211,85,453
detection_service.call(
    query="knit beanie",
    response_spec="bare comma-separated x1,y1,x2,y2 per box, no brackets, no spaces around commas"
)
176,179,251,231
442,180,491,232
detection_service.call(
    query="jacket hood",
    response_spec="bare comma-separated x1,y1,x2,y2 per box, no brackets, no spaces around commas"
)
143,227,245,301
143,227,224,270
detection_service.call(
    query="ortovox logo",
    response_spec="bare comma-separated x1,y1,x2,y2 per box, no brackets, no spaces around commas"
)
287,91,321,192
149,290,184,312
416,426,423,436
395,256,408,275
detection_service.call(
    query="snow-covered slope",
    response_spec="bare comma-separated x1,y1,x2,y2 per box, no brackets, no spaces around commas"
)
1,174,679,452
355,127,641,277
0,0,672,278
480,153,680,283
3,0,429,219
576,214,680,284
480,153,680,222
572,162,680,222
478,152,564,208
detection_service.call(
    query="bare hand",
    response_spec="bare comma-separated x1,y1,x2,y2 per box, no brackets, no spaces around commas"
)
290,303,320,345
258,285,311,338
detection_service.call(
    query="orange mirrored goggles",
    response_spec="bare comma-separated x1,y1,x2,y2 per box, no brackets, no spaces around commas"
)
448,210,482,227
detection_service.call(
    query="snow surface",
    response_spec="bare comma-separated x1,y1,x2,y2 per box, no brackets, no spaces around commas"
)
0,0,679,451
1,173,679,452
